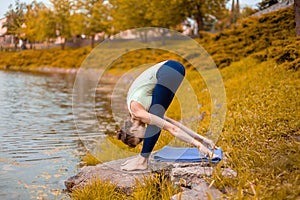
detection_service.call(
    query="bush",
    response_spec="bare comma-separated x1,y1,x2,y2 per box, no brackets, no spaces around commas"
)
197,7,296,68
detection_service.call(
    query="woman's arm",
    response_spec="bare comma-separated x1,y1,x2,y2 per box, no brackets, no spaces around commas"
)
164,116,216,149
130,101,216,157
148,113,216,157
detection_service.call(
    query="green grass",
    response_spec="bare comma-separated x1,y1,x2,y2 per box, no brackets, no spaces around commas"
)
81,137,139,165
75,7,299,199
70,173,179,200
81,56,299,199
131,173,180,200
70,179,127,200
0,47,91,70
214,57,300,199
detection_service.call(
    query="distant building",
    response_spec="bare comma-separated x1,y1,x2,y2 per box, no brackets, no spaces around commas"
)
182,19,194,36
0,17,7,36
0,17,7,44
0,17,15,47
109,28,164,40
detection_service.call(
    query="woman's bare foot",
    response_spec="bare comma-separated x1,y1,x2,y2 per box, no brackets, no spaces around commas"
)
121,155,148,171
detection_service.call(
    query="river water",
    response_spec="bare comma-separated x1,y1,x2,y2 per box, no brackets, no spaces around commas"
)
0,70,117,199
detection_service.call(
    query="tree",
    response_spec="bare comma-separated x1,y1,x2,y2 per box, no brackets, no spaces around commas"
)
295,0,300,36
230,0,236,24
236,0,240,20
22,1,56,48
110,0,229,36
110,0,152,31
110,0,188,42
70,12,85,39
183,0,229,35
145,0,187,43
23,2,38,47
146,0,186,28
240,6,256,18
230,0,241,25
3,0,27,48
77,0,111,48
36,7,56,43
257,0,279,11
50,0,72,50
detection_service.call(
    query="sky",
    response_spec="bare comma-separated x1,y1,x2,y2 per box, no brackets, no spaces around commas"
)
0,0,262,19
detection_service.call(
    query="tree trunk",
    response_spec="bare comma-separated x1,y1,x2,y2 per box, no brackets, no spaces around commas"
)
236,0,240,20
196,15,205,32
61,41,65,50
230,0,235,24
193,3,204,37
295,0,300,36
138,31,148,43
91,34,95,48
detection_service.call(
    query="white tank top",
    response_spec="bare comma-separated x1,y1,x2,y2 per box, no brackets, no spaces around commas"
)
127,60,168,113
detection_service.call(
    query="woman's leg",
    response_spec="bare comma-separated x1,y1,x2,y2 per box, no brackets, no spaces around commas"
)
141,60,185,158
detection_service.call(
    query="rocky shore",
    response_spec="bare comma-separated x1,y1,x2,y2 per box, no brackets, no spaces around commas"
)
65,154,236,199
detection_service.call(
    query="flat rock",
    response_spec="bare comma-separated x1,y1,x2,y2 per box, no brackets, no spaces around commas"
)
171,166,237,187
149,157,235,199
65,153,236,196
149,158,212,174
149,157,236,187
171,180,224,200
64,155,150,195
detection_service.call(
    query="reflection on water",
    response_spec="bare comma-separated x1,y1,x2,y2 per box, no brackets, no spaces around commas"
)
0,71,116,199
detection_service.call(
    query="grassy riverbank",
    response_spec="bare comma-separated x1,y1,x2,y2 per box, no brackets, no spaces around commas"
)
1,7,299,199
0,47,91,71
75,56,299,199
74,7,299,199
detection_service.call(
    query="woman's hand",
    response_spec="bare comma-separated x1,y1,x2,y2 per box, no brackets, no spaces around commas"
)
204,139,218,150
164,116,217,149
121,155,149,171
198,144,219,159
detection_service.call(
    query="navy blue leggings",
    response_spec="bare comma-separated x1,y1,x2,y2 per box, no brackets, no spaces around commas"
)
141,60,185,158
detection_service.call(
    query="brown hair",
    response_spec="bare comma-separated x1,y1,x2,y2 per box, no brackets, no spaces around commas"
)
116,120,143,148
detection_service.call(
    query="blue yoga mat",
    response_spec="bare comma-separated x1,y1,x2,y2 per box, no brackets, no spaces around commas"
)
153,146,222,163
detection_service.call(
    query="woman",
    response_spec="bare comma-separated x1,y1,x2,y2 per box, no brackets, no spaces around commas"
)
117,60,217,171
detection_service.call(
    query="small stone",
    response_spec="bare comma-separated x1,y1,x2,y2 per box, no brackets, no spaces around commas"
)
171,166,237,187
171,179,223,200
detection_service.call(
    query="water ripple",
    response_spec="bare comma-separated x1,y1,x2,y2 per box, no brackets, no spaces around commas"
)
0,71,115,199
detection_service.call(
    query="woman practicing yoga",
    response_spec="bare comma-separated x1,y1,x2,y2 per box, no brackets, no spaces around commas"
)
117,60,217,171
